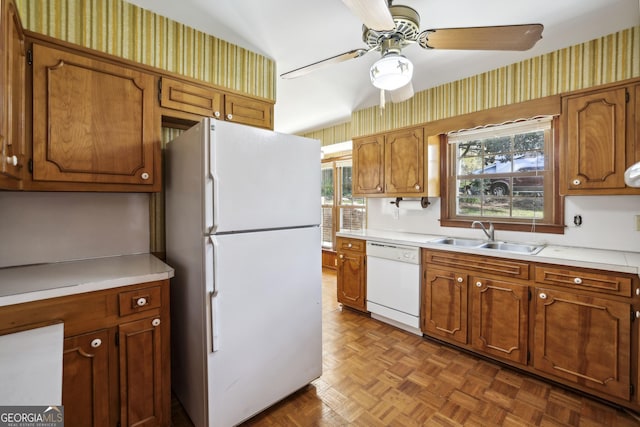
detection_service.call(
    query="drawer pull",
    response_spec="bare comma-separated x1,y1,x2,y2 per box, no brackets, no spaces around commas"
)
91,338,102,348
347,243,352,248
539,292,547,299
136,297,148,307
339,254,344,259
457,277,463,283
6,155,18,166
573,277,583,285
152,318,161,327
475,281,482,287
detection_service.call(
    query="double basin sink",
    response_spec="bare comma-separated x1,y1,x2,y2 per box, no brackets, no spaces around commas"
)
430,237,544,255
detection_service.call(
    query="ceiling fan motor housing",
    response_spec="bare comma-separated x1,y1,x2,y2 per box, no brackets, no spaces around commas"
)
363,5,420,50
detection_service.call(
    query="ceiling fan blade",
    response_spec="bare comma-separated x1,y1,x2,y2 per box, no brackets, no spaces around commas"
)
418,24,543,51
341,0,395,31
280,48,369,79
390,82,414,103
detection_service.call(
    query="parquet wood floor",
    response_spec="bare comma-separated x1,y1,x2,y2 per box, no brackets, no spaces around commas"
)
172,269,640,427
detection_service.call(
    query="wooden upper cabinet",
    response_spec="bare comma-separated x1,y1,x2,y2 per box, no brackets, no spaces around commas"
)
353,135,384,195
160,77,274,130
160,76,223,119
224,93,273,129
0,0,25,189
563,84,637,194
385,127,425,194
30,42,160,191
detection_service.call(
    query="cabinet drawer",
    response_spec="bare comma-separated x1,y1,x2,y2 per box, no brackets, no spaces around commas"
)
424,250,530,280
534,265,632,297
336,237,365,253
119,286,162,316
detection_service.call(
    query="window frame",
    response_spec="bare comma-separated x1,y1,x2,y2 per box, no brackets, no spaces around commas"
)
440,116,564,234
321,155,367,251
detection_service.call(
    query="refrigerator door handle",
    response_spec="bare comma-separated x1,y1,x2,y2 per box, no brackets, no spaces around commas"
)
206,127,219,233
210,290,220,352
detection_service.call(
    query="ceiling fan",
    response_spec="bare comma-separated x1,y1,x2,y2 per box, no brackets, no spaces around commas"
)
280,0,544,103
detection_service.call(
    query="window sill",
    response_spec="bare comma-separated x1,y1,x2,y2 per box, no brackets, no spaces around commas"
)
440,218,565,235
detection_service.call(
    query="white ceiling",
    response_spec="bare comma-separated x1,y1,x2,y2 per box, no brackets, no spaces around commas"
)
126,0,639,134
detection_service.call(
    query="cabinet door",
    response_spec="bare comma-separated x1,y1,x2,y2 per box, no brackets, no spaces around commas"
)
337,251,366,311
224,93,273,129
533,287,631,400
31,43,158,188
159,76,223,118
353,135,384,195
422,268,467,344
384,127,425,195
471,277,528,364
119,317,164,427
565,87,628,192
0,0,25,186
63,329,110,427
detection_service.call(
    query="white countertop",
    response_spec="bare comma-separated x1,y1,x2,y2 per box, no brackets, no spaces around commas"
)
0,254,175,307
337,229,640,276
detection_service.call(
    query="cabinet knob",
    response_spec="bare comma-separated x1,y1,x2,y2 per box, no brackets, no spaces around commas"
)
572,179,581,186
636,311,640,319
6,155,17,166
141,172,150,180
136,297,147,307
91,338,102,348
456,277,463,283
339,254,344,259
414,184,421,190
152,318,161,327
636,288,640,296
475,281,482,287
573,277,583,285
376,185,382,192
214,111,221,118
347,243,352,248
227,114,233,120
539,292,547,299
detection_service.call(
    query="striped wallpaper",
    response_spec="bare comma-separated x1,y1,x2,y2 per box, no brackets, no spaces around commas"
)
302,121,352,148
15,0,275,101
319,26,639,139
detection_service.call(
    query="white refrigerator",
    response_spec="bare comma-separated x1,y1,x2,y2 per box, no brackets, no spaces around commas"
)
165,118,322,427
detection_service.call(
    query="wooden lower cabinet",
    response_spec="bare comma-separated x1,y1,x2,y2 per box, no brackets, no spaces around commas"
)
533,287,631,400
470,277,528,364
0,280,170,427
336,237,367,312
63,329,110,427
421,268,468,344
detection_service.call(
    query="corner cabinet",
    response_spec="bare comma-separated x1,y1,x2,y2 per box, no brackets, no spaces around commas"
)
28,40,161,192
336,237,367,312
353,127,439,197
561,79,640,195
0,0,26,189
0,280,171,427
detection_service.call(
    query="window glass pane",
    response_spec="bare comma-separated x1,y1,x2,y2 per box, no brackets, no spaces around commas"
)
340,207,365,231
321,168,334,205
321,207,333,248
340,166,354,205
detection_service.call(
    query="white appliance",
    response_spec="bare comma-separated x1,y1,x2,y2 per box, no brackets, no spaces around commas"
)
165,118,322,427
366,241,421,335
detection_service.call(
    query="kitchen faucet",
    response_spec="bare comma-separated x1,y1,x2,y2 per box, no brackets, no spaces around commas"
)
472,220,495,241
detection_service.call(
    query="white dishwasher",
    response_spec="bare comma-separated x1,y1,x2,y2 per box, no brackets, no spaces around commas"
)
366,241,421,335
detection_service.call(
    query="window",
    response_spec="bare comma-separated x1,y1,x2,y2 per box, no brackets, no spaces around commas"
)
321,158,366,250
443,116,563,233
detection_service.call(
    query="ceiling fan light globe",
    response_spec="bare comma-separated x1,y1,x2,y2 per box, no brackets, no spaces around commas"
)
369,54,413,91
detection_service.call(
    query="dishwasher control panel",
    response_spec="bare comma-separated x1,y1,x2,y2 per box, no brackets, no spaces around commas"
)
366,241,420,264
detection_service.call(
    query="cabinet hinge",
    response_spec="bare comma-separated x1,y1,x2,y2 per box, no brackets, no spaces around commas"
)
527,351,531,363
632,309,636,322
626,90,630,103
157,78,162,103
631,384,635,396
27,49,32,66
115,332,119,346
528,289,532,301
28,159,33,173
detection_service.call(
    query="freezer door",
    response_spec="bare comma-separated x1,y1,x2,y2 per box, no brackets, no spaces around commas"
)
207,120,320,233
205,227,322,427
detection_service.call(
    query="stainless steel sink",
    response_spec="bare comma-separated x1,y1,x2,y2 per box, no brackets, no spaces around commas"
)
478,241,545,254
430,237,545,255
430,237,486,247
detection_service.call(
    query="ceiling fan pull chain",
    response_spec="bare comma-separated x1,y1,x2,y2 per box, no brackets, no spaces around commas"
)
380,89,386,113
